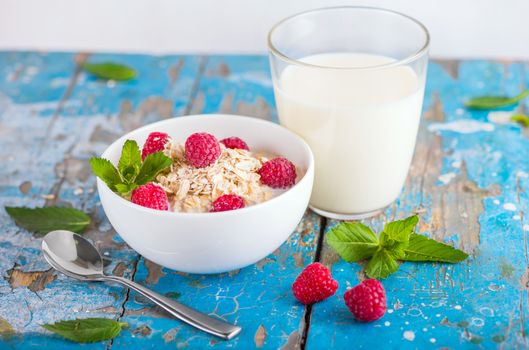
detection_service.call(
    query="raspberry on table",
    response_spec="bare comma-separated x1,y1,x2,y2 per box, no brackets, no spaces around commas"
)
131,183,169,211
292,262,338,304
344,279,387,322
210,194,245,212
220,137,250,151
258,157,297,189
142,132,170,160
185,132,222,168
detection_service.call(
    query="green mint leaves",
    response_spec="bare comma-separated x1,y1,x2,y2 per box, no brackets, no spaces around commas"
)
326,215,469,279
464,89,529,110
82,62,137,81
5,206,91,235
403,234,469,262
325,222,379,261
90,140,172,196
511,114,529,127
42,318,128,343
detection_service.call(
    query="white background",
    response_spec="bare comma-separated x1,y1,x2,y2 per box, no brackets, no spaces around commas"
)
1,0,529,59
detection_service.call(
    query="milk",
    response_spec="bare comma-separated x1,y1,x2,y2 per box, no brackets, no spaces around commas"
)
274,53,424,216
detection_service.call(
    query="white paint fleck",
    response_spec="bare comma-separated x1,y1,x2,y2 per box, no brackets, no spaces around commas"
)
488,111,513,124
479,307,494,317
405,321,409,325
503,203,517,211
524,224,529,231
107,80,116,88
452,160,462,168
387,309,394,314
461,212,468,218
384,321,391,327
493,199,500,205
428,119,494,134
456,108,465,116
430,338,436,344
422,328,428,332
50,77,71,88
403,331,415,341
454,305,462,310
436,314,441,317
517,171,529,179
471,317,484,327
438,172,456,185
74,188,84,196
513,215,521,221
407,308,423,317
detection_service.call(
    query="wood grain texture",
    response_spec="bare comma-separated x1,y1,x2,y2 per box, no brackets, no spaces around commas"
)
0,53,528,349
309,61,529,349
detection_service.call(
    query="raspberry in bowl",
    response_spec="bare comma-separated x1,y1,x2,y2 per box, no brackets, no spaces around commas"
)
95,114,314,274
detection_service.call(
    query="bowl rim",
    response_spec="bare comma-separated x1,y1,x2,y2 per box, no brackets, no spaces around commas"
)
97,113,315,217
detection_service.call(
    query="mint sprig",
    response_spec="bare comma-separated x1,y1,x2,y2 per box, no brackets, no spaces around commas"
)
90,140,172,196
82,62,136,81
5,206,91,235
326,215,469,279
464,89,529,110
42,318,128,343
511,114,529,127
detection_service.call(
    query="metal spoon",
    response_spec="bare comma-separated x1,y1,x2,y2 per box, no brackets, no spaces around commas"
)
41,230,242,340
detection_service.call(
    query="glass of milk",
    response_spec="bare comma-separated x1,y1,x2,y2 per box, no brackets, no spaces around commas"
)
268,7,429,219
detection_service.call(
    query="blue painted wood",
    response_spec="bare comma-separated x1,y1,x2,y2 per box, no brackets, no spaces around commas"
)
308,61,529,349
1,53,528,349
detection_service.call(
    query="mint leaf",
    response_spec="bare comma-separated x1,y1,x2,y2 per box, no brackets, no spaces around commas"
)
135,152,172,185
90,157,123,192
117,140,142,183
82,62,136,81
115,183,138,195
403,234,469,263
5,206,91,235
365,248,399,279
42,318,127,343
511,114,529,127
326,222,379,262
381,215,418,243
464,89,529,110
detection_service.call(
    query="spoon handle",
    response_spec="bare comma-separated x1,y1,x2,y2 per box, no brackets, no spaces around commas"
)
105,275,241,339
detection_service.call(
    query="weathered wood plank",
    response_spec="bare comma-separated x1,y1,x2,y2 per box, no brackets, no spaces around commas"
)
0,52,202,349
112,55,321,349
2,53,529,350
190,56,277,121
308,60,529,349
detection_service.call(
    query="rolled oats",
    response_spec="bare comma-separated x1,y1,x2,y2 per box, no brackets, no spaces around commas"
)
156,141,278,213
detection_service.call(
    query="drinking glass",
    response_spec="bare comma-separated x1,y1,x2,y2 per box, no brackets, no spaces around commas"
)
268,6,429,219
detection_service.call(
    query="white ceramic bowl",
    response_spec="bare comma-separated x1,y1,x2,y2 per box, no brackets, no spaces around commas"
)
97,114,314,274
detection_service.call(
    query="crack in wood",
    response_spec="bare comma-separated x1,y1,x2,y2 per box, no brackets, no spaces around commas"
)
183,56,208,115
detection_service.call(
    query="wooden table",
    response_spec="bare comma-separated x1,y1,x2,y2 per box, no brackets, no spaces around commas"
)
0,52,528,349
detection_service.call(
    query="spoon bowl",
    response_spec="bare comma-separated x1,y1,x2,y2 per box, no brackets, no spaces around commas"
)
41,230,241,339
42,230,105,281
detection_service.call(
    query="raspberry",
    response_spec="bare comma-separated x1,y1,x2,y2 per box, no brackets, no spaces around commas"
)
131,183,168,211
210,194,245,212
185,132,221,168
220,137,250,151
258,157,297,189
344,279,386,322
142,132,170,160
292,263,338,304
